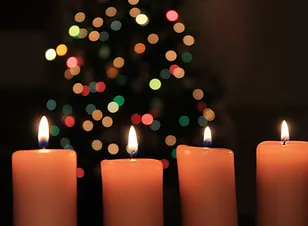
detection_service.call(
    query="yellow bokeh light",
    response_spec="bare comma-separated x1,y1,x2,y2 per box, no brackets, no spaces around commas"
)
89,31,100,42
45,48,56,61
106,7,117,17
192,89,204,100
165,135,177,146
128,0,139,5
92,109,103,121
78,28,88,38
203,108,215,121
147,33,159,44
56,44,68,56
173,23,185,33
75,12,85,23
113,57,125,68
64,69,73,80
134,43,146,54
165,50,177,61
107,102,119,113
69,25,80,37
92,140,103,151
73,83,83,94
82,120,94,132
183,35,195,46
136,14,149,26
108,143,119,155
93,17,104,28
70,65,80,76
173,67,185,78
102,116,113,128
129,7,141,18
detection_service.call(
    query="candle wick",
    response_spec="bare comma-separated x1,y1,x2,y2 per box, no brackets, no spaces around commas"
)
282,139,287,145
130,151,135,159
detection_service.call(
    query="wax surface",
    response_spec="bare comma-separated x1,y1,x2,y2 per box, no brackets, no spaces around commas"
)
257,141,308,226
101,158,163,226
12,149,77,226
177,145,238,226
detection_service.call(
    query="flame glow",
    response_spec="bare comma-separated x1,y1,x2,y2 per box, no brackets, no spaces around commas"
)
127,126,138,155
38,116,49,148
203,126,211,143
281,120,289,141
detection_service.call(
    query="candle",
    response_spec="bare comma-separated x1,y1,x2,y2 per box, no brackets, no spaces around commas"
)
177,126,238,226
12,116,77,226
257,121,308,226
101,126,163,226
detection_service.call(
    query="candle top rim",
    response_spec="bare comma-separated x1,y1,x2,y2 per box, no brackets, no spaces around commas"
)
258,140,308,147
177,145,233,153
14,149,75,153
101,158,162,164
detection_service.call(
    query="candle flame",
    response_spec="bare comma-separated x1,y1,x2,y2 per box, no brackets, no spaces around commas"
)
38,116,49,148
127,126,138,156
281,120,289,142
203,126,212,146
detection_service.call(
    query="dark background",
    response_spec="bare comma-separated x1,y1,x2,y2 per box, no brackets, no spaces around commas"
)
0,0,308,225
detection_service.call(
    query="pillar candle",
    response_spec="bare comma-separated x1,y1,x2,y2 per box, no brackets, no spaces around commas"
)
12,116,77,226
257,121,308,226
177,127,238,226
101,126,163,226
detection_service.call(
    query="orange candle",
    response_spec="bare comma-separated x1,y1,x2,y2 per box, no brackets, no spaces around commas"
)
177,127,238,226
12,116,77,226
101,126,163,226
257,121,308,226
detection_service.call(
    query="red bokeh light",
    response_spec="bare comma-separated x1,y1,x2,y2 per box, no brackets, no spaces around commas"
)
166,10,179,22
66,57,78,68
64,116,75,127
131,113,141,124
81,85,90,96
169,64,179,75
161,159,170,169
77,167,85,178
96,81,106,92
197,101,207,113
141,113,154,125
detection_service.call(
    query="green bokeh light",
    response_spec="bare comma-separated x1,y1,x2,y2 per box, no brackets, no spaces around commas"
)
198,116,208,127
179,115,190,127
99,46,111,59
110,21,122,31
69,25,80,37
62,104,72,116
50,125,60,136
113,95,125,106
46,99,57,111
160,69,171,79
86,104,96,115
64,144,74,149
150,120,161,131
171,148,176,159
89,82,97,93
181,52,193,63
60,137,70,148
116,75,127,86
99,31,109,42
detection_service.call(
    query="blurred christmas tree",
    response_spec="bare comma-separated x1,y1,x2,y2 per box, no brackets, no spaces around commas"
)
45,0,222,173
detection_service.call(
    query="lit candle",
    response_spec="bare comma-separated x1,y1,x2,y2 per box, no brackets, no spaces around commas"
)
257,121,308,226
101,126,163,226
177,126,238,226
12,116,77,226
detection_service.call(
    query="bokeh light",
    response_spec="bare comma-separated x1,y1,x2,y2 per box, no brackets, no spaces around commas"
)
46,99,57,110
64,116,75,127
107,102,119,113
150,120,161,131
128,0,139,5
165,50,177,61
147,34,159,44
92,109,103,121
131,113,141,124
81,85,90,96
56,44,68,56
86,104,96,115
113,95,125,106
106,7,117,17
198,116,208,127
93,17,104,28
69,25,80,37
181,52,193,63
75,12,85,23
106,67,118,79
62,104,72,115
82,120,94,132
192,89,204,100
45,49,56,61
110,21,122,31
70,65,80,76
134,43,146,54
166,10,179,22
171,148,176,158
78,28,88,38
113,57,125,68
197,101,207,113
50,125,60,136
173,67,185,79
165,135,176,146
136,14,149,26
92,140,103,151
89,31,100,41
203,108,215,121
161,159,170,169
108,143,119,155
173,22,185,33
183,35,195,46
60,137,70,148
149,78,161,90
129,7,141,18
102,116,113,128
141,113,153,125
66,57,78,68
99,31,109,42
160,69,171,79
179,115,190,127
77,167,85,178
96,82,106,92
